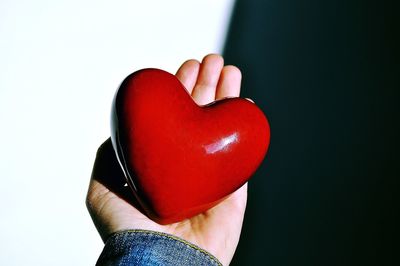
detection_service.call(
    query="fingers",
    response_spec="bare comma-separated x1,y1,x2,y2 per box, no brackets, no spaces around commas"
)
177,54,242,105
175,59,200,94
215,65,242,99
183,54,242,105
191,54,224,105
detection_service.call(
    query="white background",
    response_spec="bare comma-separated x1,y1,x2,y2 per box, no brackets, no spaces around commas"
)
0,1,234,264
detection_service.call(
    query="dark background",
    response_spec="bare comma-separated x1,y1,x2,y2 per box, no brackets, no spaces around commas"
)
223,0,399,265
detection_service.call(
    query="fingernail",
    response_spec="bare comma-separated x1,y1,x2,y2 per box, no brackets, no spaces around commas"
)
245,98,255,103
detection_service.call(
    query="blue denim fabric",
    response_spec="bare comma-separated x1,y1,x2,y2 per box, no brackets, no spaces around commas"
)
96,229,222,266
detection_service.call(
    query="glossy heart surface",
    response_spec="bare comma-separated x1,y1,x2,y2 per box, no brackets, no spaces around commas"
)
111,69,270,224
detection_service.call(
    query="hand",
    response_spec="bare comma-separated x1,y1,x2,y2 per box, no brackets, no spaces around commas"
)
86,54,247,266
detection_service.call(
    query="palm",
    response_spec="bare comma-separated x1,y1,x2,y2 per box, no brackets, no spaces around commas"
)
87,55,246,265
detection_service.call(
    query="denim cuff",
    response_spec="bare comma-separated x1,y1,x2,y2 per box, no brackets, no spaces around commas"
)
96,229,222,266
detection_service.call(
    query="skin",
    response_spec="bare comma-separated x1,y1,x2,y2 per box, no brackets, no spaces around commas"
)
86,54,247,266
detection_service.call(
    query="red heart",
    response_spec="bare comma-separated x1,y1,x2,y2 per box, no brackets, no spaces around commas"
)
111,69,270,224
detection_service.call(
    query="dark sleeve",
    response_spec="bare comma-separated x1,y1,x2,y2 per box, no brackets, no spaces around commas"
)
96,229,222,266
